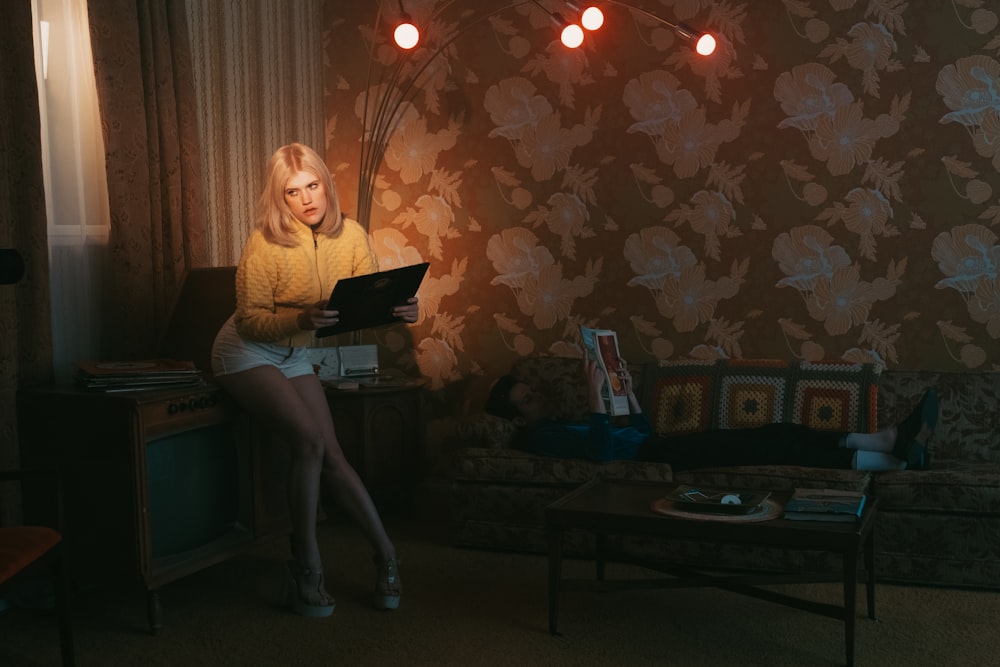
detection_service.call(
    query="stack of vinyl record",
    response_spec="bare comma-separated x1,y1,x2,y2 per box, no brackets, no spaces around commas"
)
75,359,203,392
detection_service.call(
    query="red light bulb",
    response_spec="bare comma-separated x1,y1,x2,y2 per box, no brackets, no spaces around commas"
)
394,21,419,49
695,33,716,56
561,23,584,48
581,7,604,31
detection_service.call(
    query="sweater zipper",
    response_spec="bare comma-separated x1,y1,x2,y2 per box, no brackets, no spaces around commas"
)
312,232,323,302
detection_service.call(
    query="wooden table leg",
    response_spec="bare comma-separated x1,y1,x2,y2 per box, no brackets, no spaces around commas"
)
595,532,606,581
53,543,75,666
548,526,563,635
842,549,857,667
147,589,163,636
864,523,877,619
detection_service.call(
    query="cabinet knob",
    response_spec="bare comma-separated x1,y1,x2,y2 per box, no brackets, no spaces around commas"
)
166,393,218,414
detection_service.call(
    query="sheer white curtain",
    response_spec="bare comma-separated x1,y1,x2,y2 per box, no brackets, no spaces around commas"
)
32,0,109,383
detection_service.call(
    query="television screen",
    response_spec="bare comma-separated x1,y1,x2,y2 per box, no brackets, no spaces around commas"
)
146,423,240,558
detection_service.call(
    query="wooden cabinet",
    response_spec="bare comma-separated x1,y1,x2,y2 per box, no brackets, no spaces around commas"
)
322,379,428,510
16,383,289,634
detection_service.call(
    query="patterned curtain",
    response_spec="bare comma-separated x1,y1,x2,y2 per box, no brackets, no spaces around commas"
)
185,0,324,266
87,0,209,359
0,2,54,520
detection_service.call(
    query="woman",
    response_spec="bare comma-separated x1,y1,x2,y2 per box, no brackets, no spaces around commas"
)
485,356,937,471
211,143,418,617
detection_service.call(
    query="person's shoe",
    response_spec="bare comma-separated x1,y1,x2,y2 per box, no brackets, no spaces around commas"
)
281,560,335,617
373,555,401,610
892,389,939,469
905,439,932,471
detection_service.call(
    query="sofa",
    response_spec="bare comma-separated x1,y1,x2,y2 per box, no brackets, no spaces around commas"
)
448,356,1000,589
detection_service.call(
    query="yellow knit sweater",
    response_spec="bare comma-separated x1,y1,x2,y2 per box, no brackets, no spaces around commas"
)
234,218,377,347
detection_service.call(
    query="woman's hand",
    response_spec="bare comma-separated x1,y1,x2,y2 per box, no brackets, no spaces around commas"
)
617,358,643,414
583,356,607,414
393,297,419,324
616,359,635,396
297,300,339,331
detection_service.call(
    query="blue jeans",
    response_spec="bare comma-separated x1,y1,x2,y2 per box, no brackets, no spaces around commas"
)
635,423,853,471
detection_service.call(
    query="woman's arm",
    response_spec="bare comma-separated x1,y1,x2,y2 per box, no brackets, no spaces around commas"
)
233,236,302,342
584,357,607,414
529,416,617,462
620,363,642,415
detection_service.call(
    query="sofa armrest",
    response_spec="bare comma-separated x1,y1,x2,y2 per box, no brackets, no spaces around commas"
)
454,414,518,449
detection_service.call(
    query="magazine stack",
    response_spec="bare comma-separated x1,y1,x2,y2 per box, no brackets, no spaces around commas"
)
783,488,867,522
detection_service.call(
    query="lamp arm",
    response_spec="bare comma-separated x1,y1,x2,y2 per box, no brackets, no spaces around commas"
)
358,0,386,198
360,0,465,227
359,0,535,228
601,0,685,33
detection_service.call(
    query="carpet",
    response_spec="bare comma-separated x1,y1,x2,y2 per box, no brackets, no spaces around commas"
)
2,503,998,667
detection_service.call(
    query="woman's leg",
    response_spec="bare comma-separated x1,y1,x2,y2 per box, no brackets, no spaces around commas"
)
637,418,926,472
842,429,893,452
214,365,333,610
288,374,401,609
845,389,938,451
636,423,855,470
287,374,395,559
853,451,905,471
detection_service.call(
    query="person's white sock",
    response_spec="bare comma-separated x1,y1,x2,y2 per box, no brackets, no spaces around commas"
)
844,430,894,453
854,451,906,471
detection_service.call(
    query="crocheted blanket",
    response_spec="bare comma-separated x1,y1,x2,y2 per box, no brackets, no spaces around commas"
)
643,358,881,435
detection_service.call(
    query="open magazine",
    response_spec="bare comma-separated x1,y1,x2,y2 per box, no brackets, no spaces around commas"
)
579,326,630,416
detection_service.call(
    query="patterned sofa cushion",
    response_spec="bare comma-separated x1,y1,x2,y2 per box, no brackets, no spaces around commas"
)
510,355,589,421
871,461,1000,513
643,358,881,436
878,369,1000,463
455,413,518,449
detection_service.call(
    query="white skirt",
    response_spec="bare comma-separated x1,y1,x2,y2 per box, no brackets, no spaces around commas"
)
211,315,314,379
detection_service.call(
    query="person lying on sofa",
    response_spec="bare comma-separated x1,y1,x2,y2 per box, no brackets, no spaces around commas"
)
484,357,937,471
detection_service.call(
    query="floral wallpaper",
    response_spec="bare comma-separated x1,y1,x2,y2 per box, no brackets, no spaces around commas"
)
323,0,1000,414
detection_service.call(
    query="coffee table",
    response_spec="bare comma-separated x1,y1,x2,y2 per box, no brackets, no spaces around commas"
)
545,478,878,667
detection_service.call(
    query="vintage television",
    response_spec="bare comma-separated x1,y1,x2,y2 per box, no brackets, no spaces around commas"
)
18,267,289,633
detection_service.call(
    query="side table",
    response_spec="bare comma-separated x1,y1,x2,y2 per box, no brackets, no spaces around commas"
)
322,378,428,510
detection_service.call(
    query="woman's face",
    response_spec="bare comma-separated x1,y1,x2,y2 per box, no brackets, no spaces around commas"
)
284,170,327,226
508,381,552,426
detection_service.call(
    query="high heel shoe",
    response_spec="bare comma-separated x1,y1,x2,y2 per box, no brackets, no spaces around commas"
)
373,556,401,610
905,440,932,471
892,389,939,469
281,560,335,617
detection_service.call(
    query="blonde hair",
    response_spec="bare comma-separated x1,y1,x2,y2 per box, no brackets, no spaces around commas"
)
256,143,343,246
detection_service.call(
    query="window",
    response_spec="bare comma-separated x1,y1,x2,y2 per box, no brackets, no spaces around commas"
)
32,0,109,383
